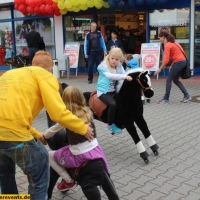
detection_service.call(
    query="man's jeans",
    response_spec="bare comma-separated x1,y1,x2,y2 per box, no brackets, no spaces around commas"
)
0,139,49,200
164,60,189,100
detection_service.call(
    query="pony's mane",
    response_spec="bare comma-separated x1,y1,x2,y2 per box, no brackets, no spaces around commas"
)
116,68,151,93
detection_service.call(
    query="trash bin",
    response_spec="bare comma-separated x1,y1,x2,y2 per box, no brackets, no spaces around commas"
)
57,55,70,79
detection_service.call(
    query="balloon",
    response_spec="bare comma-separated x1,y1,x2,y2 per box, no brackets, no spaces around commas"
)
54,10,61,16
108,0,117,7
79,0,87,4
18,4,26,12
87,0,94,8
14,0,21,5
128,0,135,6
60,8,68,14
135,0,144,5
46,0,53,4
52,0,58,2
45,4,53,14
35,0,43,6
14,4,19,10
27,0,35,7
73,5,80,12
64,0,72,8
27,6,34,14
117,0,125,7
58,1,65,9
52,2,59,10
72,0,79,6
39,4,46,13
158,0,167,3
34,6,39,13
80,4,88,10
94,0,103,9
103,1,109,7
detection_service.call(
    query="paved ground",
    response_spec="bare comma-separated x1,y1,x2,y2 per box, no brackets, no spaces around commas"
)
3,72,200,200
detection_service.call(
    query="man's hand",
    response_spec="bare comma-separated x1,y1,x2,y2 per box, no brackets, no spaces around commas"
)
85,55,89,58
154,69,161,76
84,125,94,142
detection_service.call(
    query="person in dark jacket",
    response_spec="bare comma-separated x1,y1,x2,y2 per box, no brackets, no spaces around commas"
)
26,25,44,65
84,22,107,84
125,31,136,54
106,32,123,52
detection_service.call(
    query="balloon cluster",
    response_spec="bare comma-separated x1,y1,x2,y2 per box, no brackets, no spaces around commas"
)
14,0,61,16
14,0,110,16
108,0,169,7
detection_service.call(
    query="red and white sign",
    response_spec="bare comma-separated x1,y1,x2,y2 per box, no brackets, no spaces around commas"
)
64,42,80,68
141,43,161,71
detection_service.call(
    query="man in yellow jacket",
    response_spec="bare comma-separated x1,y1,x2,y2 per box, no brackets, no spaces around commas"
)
0,51,94,199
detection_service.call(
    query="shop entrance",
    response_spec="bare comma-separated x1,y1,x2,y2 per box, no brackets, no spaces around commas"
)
98,12,146,54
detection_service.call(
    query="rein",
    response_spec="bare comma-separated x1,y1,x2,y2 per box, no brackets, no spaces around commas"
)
136,72,151,91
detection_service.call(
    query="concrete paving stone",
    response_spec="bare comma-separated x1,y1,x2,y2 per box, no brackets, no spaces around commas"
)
135,180,160,194
172,183,196,195
163,157,186,167
144,168,169,179
160,168,182,179
180,192,200,200
183,176,200,188
131,174,155,187
165,175,188,187
154,182,179,195
122,190,149,200
177,170,199,180
168,163,190,173
142,190,166,200
160,191,186,200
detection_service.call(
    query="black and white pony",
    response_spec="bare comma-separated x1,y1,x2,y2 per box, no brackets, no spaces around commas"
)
84,68,159,164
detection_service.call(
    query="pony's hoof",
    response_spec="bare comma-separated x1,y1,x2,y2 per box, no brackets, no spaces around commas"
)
153,150,159,156
143,158,149,164
147,99,151,103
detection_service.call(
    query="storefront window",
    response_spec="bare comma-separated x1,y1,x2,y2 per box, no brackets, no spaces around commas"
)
13,10,25,18
14,18,55,58
0,8,11,20
194,8,200,68
149,8,190,57
64,16,92,42
0,22,13,66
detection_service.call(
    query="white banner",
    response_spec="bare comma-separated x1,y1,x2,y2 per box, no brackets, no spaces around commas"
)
141,43,161,71
64,42,80,69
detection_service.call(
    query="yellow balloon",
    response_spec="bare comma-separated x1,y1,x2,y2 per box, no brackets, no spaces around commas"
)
80,4,88,10
94,0,102,9
60,8,68,14
72,0,79,6
58,1,65,9
103,1,109,8
67,7,73,11
87,0,94,8
52,0,58,2
79,0,87,5
64,0,72,9
73,5,80,12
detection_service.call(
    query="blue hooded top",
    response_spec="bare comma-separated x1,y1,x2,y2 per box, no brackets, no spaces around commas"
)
126,58,139,71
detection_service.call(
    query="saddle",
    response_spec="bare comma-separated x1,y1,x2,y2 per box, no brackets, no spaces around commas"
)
88,91,107,120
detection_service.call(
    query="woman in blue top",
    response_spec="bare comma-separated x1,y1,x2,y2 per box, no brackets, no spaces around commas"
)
96,47,132,135
107,32,123,52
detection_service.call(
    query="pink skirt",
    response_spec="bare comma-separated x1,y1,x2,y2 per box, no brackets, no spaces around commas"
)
54,145,109,172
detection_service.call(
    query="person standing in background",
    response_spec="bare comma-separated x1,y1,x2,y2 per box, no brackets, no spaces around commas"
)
125,31,136,54
84,22,107,84
106,31,123,52
26,25,43,65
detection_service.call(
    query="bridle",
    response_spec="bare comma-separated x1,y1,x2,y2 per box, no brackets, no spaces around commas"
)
136,72,152,91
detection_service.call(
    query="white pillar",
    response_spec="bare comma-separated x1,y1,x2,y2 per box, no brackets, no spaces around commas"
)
54,15,64,58
190,0,195,75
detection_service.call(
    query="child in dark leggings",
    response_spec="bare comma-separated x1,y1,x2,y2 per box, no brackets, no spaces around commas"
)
96,47,132,134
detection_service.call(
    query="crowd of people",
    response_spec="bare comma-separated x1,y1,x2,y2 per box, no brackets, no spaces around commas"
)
0,21,191,200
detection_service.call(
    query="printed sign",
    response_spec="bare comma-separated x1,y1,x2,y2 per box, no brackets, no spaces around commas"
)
64,42,80,68
141,43,161,71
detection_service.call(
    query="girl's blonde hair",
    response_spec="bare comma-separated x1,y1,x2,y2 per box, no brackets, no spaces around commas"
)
62,86,92,123
104,47,124,73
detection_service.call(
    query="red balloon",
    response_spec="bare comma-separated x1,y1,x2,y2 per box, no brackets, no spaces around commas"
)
35,0,43,7
14,0,20,5
46,0,53,4
45,4,53,14
51,2,58,11
34,6,39,13
18,4,26,12
27,6,34,14
54,10,61,16
39,4,45,13
28,0,35,7
14,4,19,10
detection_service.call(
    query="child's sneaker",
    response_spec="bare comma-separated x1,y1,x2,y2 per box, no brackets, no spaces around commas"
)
57,180,77,191
181,96,191,103
157,98,169,104
107,123,122,134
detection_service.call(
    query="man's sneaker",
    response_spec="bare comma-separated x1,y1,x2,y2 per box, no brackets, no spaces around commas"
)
157,98,169,104
107,123,122,134
57,180,77,192
181,96,191,103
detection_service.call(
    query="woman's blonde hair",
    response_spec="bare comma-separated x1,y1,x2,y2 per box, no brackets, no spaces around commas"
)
62,86,92,123
104,47,124,73
32,50,53,69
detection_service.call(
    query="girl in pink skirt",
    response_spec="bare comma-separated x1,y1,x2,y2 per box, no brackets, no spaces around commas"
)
43,86,109,191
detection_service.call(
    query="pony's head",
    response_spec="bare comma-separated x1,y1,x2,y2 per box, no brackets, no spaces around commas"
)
116,68,154,99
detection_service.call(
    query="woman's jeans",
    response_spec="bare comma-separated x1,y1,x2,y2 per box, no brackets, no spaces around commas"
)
0,139,49,200
164,60,189,100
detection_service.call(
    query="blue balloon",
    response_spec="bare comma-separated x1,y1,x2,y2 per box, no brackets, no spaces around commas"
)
118,0,125,7
135,0,145,5
128,0,135,6
158,0,167,3
147,0,157,3
113,0,120,2
108,0,118,7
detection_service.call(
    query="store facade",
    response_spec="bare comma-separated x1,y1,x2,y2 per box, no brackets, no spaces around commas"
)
0,0,200,75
